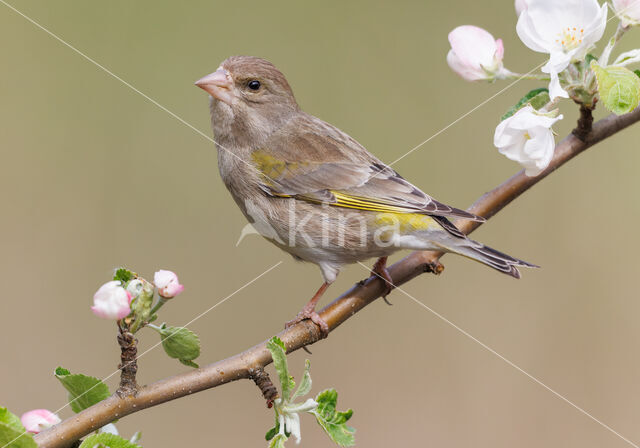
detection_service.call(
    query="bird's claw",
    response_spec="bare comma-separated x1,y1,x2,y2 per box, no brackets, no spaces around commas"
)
285,310,330,338
371,256,395,300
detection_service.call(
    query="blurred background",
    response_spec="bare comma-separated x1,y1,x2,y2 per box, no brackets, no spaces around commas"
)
2,0,640,446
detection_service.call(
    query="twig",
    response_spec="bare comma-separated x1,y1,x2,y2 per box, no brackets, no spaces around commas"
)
33,107,640,448
249,367,279,408
116,325,138,397
572,103,596,142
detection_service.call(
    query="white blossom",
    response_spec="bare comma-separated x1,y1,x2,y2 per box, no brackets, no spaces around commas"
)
494,105,563,176
516,0,607,99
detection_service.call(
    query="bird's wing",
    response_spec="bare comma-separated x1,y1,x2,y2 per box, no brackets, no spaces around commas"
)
253,115,484,221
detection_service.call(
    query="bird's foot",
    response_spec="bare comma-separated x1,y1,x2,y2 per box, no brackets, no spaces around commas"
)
285,307,329,338
285,282,330,338
371,256,395,303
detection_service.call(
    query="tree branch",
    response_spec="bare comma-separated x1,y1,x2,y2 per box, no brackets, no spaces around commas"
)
34,108,640,448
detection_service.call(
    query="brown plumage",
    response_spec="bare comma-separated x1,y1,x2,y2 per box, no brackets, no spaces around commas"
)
195,56,536,335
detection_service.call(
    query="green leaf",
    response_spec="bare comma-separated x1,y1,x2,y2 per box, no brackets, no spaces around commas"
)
157,325,201,365
313,389,355,447
501,88,550,121
585,53,597,66
291,360,312,400
55,367,70,376
0,407,37,448
113,268,135,284
79,433,141,448
55,367,110,413
267,337,295,401
268,433,287,448
591,62,640,115
634,69,640,79
265,424,278,441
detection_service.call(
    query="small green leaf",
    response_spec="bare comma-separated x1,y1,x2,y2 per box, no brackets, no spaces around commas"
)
291,360,312,400
501,88,550,121
585,53,598,66
79,433,141,448
634,69,640,79
313,389,355,447
267,337,295,401
0,407,37,448
54,367,70,376
265,425,278,441
113,268,135,284
268,433,287,448
55,367,110,413
592,62,640,115
157,326,201,365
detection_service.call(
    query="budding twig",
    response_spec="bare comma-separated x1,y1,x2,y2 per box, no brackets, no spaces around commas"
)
116,324,138,397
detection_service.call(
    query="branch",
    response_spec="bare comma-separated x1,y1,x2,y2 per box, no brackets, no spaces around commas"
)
34,108,640,448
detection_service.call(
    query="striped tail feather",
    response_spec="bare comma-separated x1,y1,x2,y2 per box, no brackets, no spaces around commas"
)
453,240,538,279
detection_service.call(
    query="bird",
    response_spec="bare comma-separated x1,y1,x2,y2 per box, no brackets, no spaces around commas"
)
195,56,536,336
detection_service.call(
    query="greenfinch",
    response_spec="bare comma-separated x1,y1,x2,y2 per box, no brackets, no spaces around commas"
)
196,56,535,334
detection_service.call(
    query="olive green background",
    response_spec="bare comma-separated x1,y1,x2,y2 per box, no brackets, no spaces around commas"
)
2,1,640,447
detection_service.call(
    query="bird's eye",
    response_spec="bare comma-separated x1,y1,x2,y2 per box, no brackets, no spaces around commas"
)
247,80,261,91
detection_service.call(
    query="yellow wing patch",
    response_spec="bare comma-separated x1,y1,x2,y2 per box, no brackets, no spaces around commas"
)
374,212,438,232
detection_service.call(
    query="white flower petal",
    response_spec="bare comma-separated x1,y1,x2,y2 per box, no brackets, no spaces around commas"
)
284,413,301,444
581,5,608,48
515,0,528,16
613,49,640,66
548,71,569,100
516,11,549,53
447,50,484,81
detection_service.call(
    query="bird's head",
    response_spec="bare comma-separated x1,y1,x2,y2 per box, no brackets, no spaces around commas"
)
195,56,299,147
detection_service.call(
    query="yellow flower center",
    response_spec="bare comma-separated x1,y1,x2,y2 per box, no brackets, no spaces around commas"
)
555,27,584,51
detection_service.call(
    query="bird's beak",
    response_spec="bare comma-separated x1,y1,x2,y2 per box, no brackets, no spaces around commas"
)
195,68,234,105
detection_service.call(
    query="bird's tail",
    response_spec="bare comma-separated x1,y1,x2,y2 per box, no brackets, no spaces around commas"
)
447,239,538,279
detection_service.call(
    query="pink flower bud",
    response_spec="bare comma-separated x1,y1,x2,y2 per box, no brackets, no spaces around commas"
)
21,409,61,434
446,25,508,81
612,0,640,27
91,280,132,319
154,270,184,299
